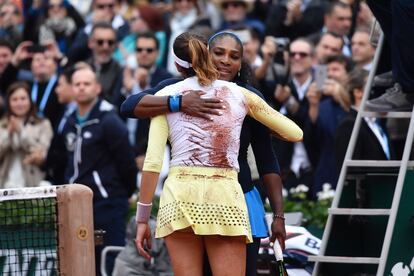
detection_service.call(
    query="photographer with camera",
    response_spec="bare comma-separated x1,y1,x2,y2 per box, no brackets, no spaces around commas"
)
304,55,352,197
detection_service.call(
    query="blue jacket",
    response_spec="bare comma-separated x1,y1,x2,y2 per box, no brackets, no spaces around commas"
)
62,99,137,200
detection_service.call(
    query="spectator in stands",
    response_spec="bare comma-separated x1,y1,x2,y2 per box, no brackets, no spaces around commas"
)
87,22,123,107
5,41,64,129
45,64,78,185
351,27,375,70
0,39,16,115
314,31,344,64
216,0,264,37
273,38,315,195
308,1,353,56
0,2,23,49
305,55,352,196
122,32,172,177
113,4,166,68
38,0,78,55
68,0,129,62
265,0,325,41
60,65,137,275
0,82,53,189
336,69,392,170
165,0,211,75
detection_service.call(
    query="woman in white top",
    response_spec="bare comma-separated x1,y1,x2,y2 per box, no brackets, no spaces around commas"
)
135,32,303,276
0,82,53,188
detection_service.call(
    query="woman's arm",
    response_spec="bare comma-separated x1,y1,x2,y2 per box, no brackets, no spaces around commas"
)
243,89,303,142
120,78,225,120
135,115,168,260
250,118,286,249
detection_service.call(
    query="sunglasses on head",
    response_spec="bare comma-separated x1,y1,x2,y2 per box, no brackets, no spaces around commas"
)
96,3,114,9
221,1,245,9
96,39,115,47
136,47,156,53
289,51,310,58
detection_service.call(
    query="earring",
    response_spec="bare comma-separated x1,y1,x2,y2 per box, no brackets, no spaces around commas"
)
237,70,240,78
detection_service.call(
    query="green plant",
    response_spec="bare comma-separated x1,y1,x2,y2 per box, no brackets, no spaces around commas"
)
267,184,335,229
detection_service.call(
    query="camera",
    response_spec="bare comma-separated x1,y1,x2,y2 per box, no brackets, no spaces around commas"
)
271,37,290,52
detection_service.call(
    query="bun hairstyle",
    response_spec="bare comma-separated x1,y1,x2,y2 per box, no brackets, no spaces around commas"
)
173,32,219,86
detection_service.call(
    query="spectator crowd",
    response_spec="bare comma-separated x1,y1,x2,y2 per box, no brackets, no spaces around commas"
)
0,0,393,275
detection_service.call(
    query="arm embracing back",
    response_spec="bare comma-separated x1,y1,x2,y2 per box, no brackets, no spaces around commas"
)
243,89,303,142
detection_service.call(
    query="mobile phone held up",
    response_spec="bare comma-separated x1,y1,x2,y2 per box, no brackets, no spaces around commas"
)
315,65,327,92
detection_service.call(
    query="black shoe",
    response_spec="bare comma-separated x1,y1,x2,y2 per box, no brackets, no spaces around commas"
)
372,71,394,88
365,83,414,112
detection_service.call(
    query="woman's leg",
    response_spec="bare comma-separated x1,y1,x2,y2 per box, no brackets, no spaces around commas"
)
164,228,204,276
204,235,246,276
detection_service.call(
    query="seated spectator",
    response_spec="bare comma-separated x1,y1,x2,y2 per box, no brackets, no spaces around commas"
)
216,0,264,37
336,69,392,170
0,39,15,116
351,27,375,70
38,0,78,55
265,0,325,41
305,55,353,196
113,4,166,68
0,2,23,49
87,22,123,107
165,0,211,75
308,1,353,57
68,0,129,62
314,31,344,65
0,82,53,188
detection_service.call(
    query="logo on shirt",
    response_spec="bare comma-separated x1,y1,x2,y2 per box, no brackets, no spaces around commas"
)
65,132,76,151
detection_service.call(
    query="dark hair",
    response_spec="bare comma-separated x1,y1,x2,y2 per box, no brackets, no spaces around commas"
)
91,21,116,38
325,54,354,72
290,37,315,56
173,32,219,86
348,68,368,104
207,32,254,85
6,82,38,120
136,31,159,50
318,31,344,48
0,38,14,52
325,1,351,16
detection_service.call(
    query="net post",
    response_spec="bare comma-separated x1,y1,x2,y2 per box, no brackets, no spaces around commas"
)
57,184,95,276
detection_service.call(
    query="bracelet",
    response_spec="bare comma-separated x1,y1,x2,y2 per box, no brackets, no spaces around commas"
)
136,201,152,223
273,214,285,221
168,94,182,112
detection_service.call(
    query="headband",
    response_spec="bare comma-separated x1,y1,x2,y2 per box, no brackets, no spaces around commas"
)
172,49,192,68
208,31,243,47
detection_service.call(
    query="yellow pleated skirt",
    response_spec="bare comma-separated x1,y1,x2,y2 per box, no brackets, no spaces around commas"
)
155,166,252,243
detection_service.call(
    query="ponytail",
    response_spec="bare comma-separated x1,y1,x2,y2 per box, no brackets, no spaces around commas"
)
188,38,219,86
173,32,219,86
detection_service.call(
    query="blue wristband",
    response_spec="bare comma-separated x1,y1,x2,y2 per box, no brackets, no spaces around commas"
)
168,95,181,112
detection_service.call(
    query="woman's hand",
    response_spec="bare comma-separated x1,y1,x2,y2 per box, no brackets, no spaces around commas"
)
8,116,21,134
181,90,225,120
270,218,286,250
135,222,152,260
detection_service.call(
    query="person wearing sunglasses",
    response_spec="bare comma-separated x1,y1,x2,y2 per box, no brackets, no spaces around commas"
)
217,0,265,38
122,32,172,186
68,0,129,63
273,38,316,198
87,22,124,108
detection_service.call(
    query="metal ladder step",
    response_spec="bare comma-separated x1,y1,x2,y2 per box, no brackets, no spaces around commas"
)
345,160,414,167
360,111,412,118
329,208,390,216
309,256,380,264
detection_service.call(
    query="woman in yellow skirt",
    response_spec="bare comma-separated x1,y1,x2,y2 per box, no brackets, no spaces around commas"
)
135,32,303,276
